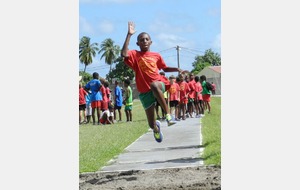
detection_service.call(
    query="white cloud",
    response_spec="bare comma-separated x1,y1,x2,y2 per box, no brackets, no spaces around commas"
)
79,16,94,35
155,33,194,49
98,20,114,34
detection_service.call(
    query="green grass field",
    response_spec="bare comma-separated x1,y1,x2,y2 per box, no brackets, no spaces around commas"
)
79,97,221,173
201,96,221,166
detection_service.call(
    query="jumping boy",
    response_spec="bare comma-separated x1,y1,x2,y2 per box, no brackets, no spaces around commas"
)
121,21,188,143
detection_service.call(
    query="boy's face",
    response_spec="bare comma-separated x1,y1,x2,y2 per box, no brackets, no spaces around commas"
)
179,75,184,82
189,74,194,80
137,33,152,52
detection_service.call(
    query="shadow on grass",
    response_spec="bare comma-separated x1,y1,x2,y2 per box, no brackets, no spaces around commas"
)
201,140,216,147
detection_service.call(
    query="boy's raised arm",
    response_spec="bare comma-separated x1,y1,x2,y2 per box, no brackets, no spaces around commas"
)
121,21,136,57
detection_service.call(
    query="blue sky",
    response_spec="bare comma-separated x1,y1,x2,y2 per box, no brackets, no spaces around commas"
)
79,0,221,78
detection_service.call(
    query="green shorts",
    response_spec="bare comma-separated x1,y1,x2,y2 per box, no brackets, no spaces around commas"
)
125,105,132,111
139,82,165,110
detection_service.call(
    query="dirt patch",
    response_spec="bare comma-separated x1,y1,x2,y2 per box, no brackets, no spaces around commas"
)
79,165,221,190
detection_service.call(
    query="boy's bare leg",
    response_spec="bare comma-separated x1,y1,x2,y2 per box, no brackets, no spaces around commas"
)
129,110,132,121
92,108,96,124
145,105,158,133
150,82,169,115
79,110,82,123
118,109,122,121
125,110,129,121
96,107,101,123
151,82,176,126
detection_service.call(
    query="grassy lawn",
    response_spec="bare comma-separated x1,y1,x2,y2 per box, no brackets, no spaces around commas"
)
79,100,148,173
79,97,221,173
200,96,221,166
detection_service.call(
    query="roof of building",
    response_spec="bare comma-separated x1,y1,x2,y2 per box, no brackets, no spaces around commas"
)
209,66,221,73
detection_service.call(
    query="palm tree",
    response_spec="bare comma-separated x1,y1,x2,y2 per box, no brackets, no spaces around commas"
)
98,38,120,76
79,36,99,73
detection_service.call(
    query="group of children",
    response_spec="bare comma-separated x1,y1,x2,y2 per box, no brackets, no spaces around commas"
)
156,72,212,122
79,73,133,126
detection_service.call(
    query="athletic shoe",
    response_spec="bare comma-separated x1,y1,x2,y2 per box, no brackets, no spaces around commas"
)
153,120,163,143
166,114,176,126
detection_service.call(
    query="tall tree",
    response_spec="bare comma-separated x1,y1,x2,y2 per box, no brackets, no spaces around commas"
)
202,49,221,66
191,49,221,74
79,36,99,73
98,38,120,79
106,57,134,81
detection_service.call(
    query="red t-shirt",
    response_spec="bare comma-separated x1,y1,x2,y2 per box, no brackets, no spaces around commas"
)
188,79,196,99
106,87,111,101
212,83,216,90
124,50,170,93
168,82,180,101
194,82,203,100
177,81,190,102
100,86,108,102
79,87,87,105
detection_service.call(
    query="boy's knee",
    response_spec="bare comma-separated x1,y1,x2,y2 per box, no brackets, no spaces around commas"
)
150,82,160,92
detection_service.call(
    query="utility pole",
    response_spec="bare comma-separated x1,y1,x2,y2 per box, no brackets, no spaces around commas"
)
176,45,180,74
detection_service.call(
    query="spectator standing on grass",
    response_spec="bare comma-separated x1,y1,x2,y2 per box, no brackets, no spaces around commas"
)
200,75,211,114
85,89,92,124
100,79,108,112
114,80,123,122
79,82,88,125
104,81,111,102
123,79,133,122
121,21,188,143
167,75,180,121
211,82,216,95
85,72,102,125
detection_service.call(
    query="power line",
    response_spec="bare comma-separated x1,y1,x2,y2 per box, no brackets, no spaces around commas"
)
158,47,176,53
180,47,205,53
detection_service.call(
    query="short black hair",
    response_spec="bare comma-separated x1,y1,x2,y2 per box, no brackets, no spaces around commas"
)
137,32,151,41
200,75,206,81
124,79,130,85
92,72,99,79
195,76,200,82
159,71,165,76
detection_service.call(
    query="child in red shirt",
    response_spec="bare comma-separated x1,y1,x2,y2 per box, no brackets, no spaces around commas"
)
194,76,204,117
79,82,88,125
177,74,190,120
167,75,180,121
121,21,188,143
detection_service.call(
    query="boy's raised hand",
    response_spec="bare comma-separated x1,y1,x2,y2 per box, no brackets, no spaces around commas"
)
128,21,136,35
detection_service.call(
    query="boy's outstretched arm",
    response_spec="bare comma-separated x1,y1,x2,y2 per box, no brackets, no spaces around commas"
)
163,67,190,74
121,21,136,57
